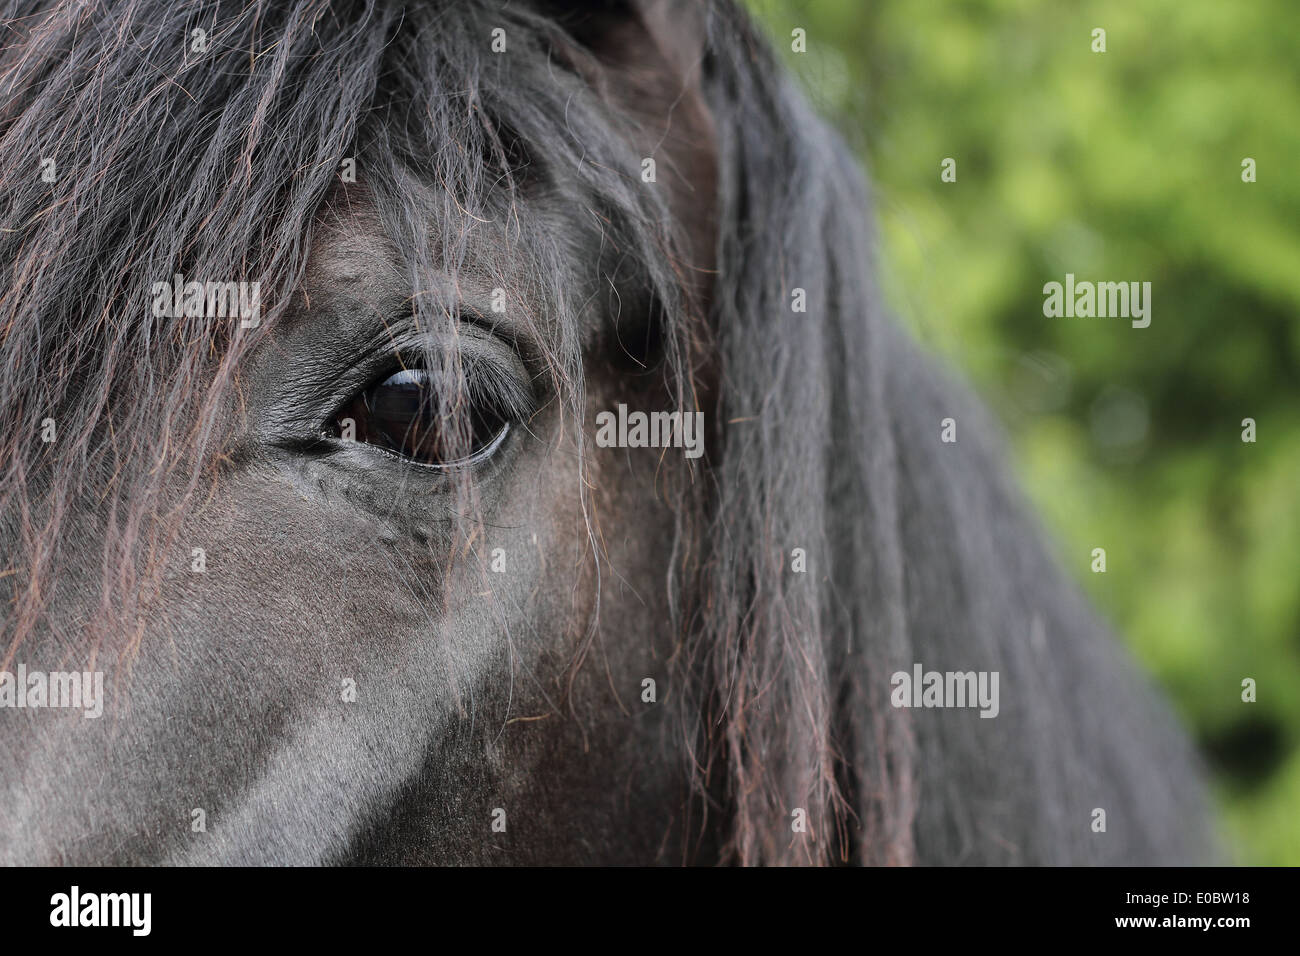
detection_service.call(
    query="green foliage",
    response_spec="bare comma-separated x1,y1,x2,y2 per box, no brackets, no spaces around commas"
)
748,0,1300,864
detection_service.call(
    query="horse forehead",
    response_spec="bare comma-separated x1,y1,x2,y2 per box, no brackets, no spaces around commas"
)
301,197,516,301
304,203,404,289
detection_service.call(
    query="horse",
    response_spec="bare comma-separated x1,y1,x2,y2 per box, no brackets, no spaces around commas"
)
0,0,1216,865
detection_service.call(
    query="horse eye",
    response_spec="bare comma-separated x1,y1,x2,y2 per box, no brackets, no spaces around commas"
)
331,367,510,467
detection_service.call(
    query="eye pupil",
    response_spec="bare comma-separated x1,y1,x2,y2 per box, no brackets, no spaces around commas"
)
333,367,509,467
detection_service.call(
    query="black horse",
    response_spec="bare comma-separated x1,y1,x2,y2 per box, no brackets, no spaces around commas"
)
0,0,1215,864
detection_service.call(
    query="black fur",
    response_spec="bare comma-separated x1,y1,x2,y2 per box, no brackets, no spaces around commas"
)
0,0,1215,864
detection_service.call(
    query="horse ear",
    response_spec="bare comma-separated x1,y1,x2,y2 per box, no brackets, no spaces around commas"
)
554,0,718,302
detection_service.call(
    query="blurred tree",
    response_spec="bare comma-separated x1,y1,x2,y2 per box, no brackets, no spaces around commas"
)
748,0,1300,865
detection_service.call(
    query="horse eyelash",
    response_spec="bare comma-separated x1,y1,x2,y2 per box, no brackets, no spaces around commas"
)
327,350,538,441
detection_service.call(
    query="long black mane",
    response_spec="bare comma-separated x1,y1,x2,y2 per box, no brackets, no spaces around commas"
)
0,0,1214,863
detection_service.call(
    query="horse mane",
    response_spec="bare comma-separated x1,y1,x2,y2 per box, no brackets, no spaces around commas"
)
0,0,1214,864
692,3,1214,863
